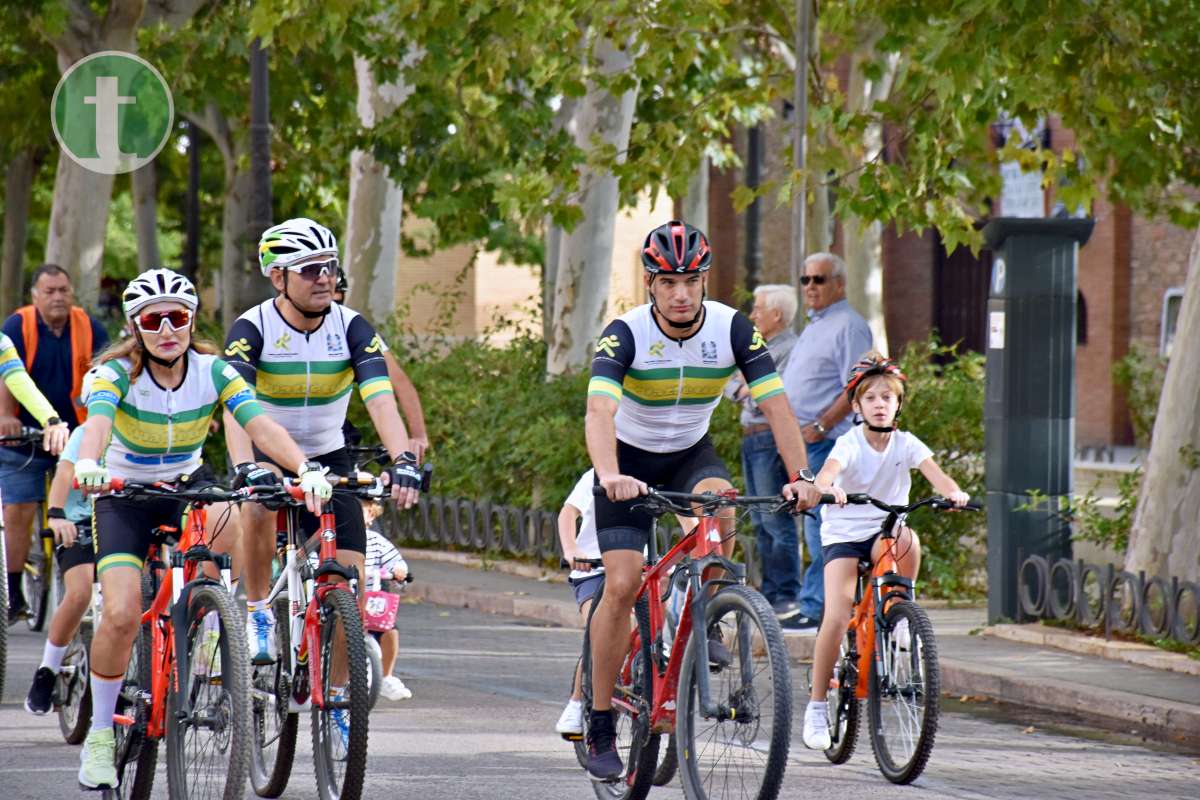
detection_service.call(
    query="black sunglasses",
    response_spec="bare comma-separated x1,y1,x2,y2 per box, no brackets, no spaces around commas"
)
799,275,828,286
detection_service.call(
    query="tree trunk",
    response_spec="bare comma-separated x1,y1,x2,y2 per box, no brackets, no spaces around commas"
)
1,150,36,317
131,161,160,269
219,159,253,328
344,55,411,324
542,95,579,345
1124,225,1200,584
545,36,639,375
681,156,709,231
45,151,115,310
841,41,899,353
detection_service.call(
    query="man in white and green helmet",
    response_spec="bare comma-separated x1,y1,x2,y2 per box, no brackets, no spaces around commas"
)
223,217,424,663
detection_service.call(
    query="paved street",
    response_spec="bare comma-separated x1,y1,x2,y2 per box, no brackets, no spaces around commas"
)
3,600,1198,799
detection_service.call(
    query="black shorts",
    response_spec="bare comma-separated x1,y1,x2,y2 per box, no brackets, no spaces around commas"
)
94,465,217,574
595,435,731,553
251,445,367,554
55,524,95,573
823,534,879,564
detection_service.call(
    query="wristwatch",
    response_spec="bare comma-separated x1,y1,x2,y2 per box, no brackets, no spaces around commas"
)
298,461,324,475
812,421,827,435
790,468,815,483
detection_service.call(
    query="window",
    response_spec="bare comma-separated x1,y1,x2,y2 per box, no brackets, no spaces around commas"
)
1076,291,1088,345
1160,287,1185,358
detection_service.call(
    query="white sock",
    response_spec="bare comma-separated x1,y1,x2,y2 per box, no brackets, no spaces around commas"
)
89,672,123,733
247,599,270,615
40,641,69,672
567,698,582,708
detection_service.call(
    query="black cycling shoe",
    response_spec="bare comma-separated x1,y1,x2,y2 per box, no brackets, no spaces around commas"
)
585,712,624,781
707,627,733,671
7,600,29,626
25,666,55,715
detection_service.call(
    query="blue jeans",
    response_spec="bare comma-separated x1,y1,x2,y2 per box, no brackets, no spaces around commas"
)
798,437,836,621
741,429,800,607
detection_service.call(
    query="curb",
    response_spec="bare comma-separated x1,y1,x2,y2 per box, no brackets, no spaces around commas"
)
405,577,1200,746
982,623,1200,677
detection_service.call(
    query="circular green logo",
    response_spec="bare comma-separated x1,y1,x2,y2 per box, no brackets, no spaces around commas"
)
51,51,174,176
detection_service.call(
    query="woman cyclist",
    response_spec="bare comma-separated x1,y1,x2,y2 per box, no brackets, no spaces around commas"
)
72,268,333,791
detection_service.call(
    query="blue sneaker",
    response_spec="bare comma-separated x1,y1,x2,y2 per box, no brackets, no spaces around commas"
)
328,687,350,757
247,609,276,665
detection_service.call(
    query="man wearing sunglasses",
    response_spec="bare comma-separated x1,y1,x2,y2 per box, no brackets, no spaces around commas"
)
778,252,873,630
222,217,425,664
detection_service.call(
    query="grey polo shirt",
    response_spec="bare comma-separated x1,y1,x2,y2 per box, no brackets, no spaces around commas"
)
727,329,798,428
780,299,873,438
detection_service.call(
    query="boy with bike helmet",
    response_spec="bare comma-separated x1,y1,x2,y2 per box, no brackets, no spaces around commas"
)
802,352,969,750
72,267,331,791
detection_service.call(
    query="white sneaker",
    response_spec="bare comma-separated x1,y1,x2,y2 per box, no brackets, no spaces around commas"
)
892,618,911,651
555,698,584,735
379,675,413,701
802,701,831,750
79,728,118,789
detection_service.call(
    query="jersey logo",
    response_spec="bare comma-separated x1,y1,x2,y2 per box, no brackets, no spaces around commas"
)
596,335,620,358
749,328,767,351
326,332,345,355
225,339,252,362
648,341,664,358
273,332,292,350
701,340,718,362
364,335,384,354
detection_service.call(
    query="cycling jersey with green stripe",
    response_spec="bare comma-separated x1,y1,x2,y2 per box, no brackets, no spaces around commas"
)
588,301,785,453
223,299,392,457
0,330,58,426
87,351,263,481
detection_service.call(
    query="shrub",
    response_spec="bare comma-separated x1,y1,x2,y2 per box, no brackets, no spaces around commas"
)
1112,343,1166,447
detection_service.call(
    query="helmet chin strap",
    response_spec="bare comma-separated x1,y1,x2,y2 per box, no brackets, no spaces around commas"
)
282,270,331,321
865,423,895,433
649,277,706,331
134,330,184,369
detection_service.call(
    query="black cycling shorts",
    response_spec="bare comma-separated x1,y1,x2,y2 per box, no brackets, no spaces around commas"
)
94,465,217,574
55,524,95,573
251,445,367,555
594,435,731,553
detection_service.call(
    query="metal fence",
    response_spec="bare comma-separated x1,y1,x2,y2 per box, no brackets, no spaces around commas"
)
1017,554,1200,646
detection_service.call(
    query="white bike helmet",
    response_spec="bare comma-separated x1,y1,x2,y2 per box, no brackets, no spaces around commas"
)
258,218,338,276
122,268,199,319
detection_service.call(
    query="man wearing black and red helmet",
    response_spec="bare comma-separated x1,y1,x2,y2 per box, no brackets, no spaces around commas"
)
582,220,822,780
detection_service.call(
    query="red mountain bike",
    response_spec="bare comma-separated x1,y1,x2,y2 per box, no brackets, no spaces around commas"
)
578,487,799,800
101,478,252,800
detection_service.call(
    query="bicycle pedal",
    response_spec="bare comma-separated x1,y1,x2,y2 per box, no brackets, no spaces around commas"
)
560,732,583,742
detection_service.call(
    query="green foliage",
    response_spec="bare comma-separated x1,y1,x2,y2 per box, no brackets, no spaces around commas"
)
1112,344,1167,447
896,336,987,597
1070,469,1142,555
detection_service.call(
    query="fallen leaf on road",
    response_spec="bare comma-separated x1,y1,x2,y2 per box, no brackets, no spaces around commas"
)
1022,726,1036,734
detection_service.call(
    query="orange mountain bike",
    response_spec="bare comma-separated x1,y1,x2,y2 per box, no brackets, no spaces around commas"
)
578,487,797,800
820,493,978,785
102,478,252,800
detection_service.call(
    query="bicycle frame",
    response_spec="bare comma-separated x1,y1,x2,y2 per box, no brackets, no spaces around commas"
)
847,512,914,700
262,498,359,711
138,506,234,739
624,505,745,734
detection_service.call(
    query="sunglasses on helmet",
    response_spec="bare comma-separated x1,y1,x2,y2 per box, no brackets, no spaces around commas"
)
286,258,339,282
136,308,193,334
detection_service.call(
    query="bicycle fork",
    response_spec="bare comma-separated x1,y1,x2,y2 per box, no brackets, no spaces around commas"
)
682,555,745,721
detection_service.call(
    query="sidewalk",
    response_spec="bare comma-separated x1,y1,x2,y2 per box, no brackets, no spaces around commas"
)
403,551,1200,748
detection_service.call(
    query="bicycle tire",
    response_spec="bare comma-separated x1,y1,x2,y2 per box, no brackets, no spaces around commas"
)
677,584,792,800
250,595,299,798
574,581,603,770
824,628,861,764
112,571,159,800
365,633,384,711
867,600,939,784
652,734,678,786
165,583,251,800
58,619,93,743
312,587,370,800
0,531,8,701
23,534,51,631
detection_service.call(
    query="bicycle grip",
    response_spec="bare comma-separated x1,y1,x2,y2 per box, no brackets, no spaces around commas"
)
592,485,606,497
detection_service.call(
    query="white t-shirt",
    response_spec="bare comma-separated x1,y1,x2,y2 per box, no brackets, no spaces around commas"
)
820,426,933,546
564,469,601,581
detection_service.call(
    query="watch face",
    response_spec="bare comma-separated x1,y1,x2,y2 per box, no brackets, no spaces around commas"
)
797,469,815,483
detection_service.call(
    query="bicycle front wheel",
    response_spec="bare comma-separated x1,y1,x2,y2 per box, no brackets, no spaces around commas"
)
58,619,93,743
867,600,939,784
250,596,299,798
113,570,159,800
364,633,383,711
311,588,369,800
165,583,251,800
824,628,861,765
677,585,792,800
22,534,51,631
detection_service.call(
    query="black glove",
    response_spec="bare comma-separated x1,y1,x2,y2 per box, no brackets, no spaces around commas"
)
232,461,281,490
390,451,422,491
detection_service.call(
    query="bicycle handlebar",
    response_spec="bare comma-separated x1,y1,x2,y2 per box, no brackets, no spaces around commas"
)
0,425,45,446
560,557,605,570
838,493,981,514
590,485,826,516
82,474,389,505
